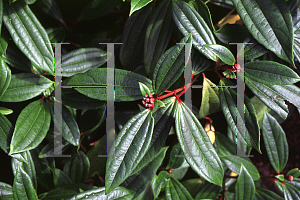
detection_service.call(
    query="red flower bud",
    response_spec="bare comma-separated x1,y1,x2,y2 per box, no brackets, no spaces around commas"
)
142,100,145,104
146,98,150,103
145,94,148,98
149,94,153,98
287,175,293,181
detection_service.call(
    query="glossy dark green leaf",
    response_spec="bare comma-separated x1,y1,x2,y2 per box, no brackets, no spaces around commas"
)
211,0,234,9
11,151,37,189
215,24,250,44
167,143,185,169
9,99,51,155
153,34,192,95
0,58,11,99
203,44,235,65
139,82,151,96
199,77,220,118
262,112,288,172
79,0,122,21
63,151,90,184
152,171,169,199
287,168,300,178
130,97,176,175
215,132,236,156
191,49,213,75
275,181,294,199
130,0,153,16
195,181,220,200
172,0,216,61
245,61,300,85
34,0,63,22
120,4,152,70
175,101,224,186
0,107,13,115
10,152,28,164
2,41,32,73
0,113,13,154
46,27,66,43
0,37,8,55
0,182,13,200
235,165,255,200
232,0,294,66
67,68,153,102
188,0,214,31
13,165,38,200
220,155,260,180
105,109,154,193
245,77,288,120
268,84,300,109
219,79,260,153
79,105,106,136
50,103,80,147
165,177,193,200
0,73,53,102
255,188,284,200
243,36,269,60
181,178,204,198
61,88,105,110
24,0,36,4
144,0,173,75
3,0,55,75
121,147,168,198
67,187,135,200
42,184,95,200
51,168,72,187
38,140,69,158
61,48,108,77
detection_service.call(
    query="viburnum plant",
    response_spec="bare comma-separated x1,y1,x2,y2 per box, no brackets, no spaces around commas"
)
1,0,300,199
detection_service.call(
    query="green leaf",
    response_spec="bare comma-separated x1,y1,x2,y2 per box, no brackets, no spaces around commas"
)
130,97,176,175
203,44,235,65
287,168,300,178
41,184,95,200
275,181,293,200
0,57,10,99
105,109,154,194
167,143,185,169
11,151,37,189
46,27,66,43
130,0,153,16
245,61,300,85
194,181,221,199
232,0,294,66
50,103,80,147
245,77,288,120
61,88,106,110
0,107,13,115
139,82,151,96
0,113,13,154
0,182,13,200
10,152,28,164
175,101,224,186
38,141,69,158
66,187,135,200
215,132,236,156
9,99,51,155
235,165,255,200
3,0,55,75
0,36,8,55
120,4,152,70
61,48,109,77
63,151,90,184
199,77,220,118
121,147,168,198
152,34,192,95
79,0,122,21
153,171,169,199
219,79,261,153
250,96,271,129
215,23,250,44
255,188,284,200
220,155,260,180
34,0,63,22
67,68,153,102
262,112,288,172
13,165,38,200
165,177,193,200
0,73,53,102
154,100,166,107
79,105,106,136
243,37,269,60
172,0,216,61
181,178,205,198
188,0,214,31
144,0,173,75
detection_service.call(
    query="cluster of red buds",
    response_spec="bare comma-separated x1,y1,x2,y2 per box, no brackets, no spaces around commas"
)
142,94,155,108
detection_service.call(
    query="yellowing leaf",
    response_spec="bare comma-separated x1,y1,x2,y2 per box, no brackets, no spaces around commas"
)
199,78,221,118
